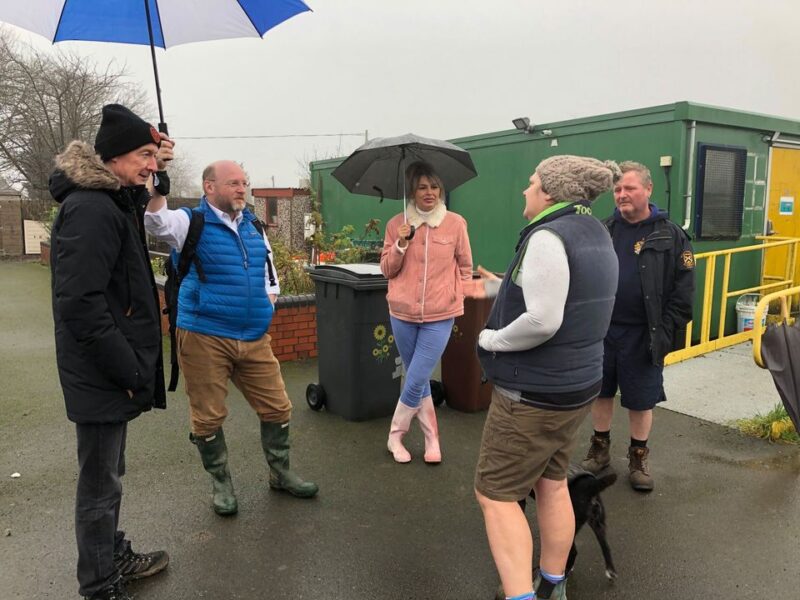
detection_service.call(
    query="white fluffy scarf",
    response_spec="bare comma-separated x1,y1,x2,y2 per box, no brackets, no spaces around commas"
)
405,201,447,228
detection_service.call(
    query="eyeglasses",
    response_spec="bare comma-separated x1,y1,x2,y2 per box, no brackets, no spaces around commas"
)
206,179,250,188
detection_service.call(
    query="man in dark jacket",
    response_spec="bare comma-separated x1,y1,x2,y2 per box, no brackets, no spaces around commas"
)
50,104,170,600
580,161,695,492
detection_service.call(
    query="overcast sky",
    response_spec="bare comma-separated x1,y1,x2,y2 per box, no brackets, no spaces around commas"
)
7,0,800,188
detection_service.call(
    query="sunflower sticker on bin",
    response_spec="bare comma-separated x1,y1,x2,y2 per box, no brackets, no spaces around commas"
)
372,324,394,362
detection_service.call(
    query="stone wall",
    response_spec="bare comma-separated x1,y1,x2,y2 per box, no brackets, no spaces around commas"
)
251,188,311,254
277,194,312,252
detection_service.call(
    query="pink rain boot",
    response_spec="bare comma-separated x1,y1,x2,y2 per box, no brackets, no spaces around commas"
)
387,401,418,463
417,396,441,464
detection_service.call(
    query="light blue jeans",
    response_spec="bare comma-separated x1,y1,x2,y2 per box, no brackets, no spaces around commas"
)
390,316,454,409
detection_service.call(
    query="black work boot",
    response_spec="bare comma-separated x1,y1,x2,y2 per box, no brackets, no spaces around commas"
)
259,421,319,498
191,429,239,515
580,434,611,473
628,446,655,492
114,543,169,583
85,580,132,600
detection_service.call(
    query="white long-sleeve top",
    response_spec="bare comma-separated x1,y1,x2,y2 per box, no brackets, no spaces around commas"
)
478,229,570,402
144,204,280,296
478,229,570,352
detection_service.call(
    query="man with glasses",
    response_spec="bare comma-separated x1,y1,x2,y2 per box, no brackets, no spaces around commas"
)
145,158,318,516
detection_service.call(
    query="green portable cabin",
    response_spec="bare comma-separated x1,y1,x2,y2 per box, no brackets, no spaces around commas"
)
310,101,800,337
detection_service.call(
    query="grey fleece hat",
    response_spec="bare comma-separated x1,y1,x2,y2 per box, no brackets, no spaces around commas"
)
536,155,622,202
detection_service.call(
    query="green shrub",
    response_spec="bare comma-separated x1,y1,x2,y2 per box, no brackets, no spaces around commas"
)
270,239,314,296
736,404,799,444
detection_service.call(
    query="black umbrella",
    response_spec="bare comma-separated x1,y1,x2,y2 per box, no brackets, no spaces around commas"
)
760,320,800,433
332,133,478,203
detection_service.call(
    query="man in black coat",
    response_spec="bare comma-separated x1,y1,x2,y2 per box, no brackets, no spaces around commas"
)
580,161,695,492
50,104,170,600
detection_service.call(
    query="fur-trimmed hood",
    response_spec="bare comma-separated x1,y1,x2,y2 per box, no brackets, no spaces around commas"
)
49,140,120,204
405,200,447,228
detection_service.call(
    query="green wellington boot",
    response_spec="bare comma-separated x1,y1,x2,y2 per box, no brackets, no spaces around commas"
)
190,429,238,515
259,421,319,498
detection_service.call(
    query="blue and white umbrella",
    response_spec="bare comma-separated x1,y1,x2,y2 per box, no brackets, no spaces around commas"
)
0,0,312,132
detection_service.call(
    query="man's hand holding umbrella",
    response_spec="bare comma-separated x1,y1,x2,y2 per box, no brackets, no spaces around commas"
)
148,132,175,202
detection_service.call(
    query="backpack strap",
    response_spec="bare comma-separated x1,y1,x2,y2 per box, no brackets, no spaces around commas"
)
166,209,205,391
252,218,277,288
178,210,206,283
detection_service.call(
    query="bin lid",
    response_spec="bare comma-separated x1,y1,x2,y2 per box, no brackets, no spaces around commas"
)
308,263,388,290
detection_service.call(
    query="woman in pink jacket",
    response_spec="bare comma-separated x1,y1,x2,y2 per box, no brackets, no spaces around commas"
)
380,162,473,464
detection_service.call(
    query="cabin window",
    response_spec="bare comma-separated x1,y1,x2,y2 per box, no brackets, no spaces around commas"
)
695,144,747,240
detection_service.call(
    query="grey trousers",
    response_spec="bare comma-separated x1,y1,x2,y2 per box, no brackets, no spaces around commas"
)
75,422,129,597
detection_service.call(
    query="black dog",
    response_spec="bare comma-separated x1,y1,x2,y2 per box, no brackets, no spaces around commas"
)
495,466,617,599
558,466,617,580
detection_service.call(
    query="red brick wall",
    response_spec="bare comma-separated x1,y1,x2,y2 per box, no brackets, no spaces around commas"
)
40,241,50,265
270,301,318,361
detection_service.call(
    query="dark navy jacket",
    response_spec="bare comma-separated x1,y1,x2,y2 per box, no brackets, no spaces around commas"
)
604,205,695,365
49,141,166,423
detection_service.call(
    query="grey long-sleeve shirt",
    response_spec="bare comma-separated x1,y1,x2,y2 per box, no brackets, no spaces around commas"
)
478,229,570,401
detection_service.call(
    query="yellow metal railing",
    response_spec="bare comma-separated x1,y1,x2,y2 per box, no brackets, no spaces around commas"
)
752,285,800,368
665,237,800,365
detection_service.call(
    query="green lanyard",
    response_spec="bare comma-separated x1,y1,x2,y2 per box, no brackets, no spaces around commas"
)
529,201,573,225
512,202,574,282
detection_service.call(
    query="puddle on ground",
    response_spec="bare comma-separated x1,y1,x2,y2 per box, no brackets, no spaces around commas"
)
694,451,800,472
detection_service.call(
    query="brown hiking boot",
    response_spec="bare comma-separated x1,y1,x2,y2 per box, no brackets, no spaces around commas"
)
628,446,654,492
580,434,611,474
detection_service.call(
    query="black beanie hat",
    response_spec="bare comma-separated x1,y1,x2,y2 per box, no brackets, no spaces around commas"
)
94,104,161,161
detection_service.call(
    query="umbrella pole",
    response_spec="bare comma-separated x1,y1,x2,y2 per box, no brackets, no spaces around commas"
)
401,147,407,222
143,0,168,134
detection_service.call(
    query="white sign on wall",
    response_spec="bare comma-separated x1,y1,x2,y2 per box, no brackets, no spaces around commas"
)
23,220,48,254
779,196,794,216
303,213,316,240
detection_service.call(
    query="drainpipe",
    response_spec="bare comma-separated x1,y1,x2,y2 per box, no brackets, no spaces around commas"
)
683,120,696,231
763,131,779,235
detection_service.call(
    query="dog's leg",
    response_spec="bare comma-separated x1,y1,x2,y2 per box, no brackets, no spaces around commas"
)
565,543,577,576
588,512,616,580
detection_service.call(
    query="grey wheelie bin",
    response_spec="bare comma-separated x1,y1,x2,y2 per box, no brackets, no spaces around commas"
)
306,264,401,421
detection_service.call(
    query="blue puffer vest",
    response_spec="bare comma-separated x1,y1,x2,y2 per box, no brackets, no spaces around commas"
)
477,204,618,410
176,198,273,340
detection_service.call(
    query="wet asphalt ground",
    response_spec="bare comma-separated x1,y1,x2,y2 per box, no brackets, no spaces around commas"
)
1,260,799,600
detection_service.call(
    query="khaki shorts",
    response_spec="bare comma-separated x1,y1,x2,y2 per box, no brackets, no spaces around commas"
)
474,389,591,502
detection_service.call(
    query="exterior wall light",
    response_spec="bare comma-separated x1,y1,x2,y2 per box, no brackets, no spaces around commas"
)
512,117,535,133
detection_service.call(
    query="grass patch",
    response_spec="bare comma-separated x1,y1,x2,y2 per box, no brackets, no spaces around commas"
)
736,404,799,444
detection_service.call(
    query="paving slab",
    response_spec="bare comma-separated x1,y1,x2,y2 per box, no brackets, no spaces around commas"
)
1,261,799,600
664,342,783,426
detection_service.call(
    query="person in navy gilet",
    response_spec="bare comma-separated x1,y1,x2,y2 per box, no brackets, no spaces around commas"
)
474,156,620,600
145,158,317,516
